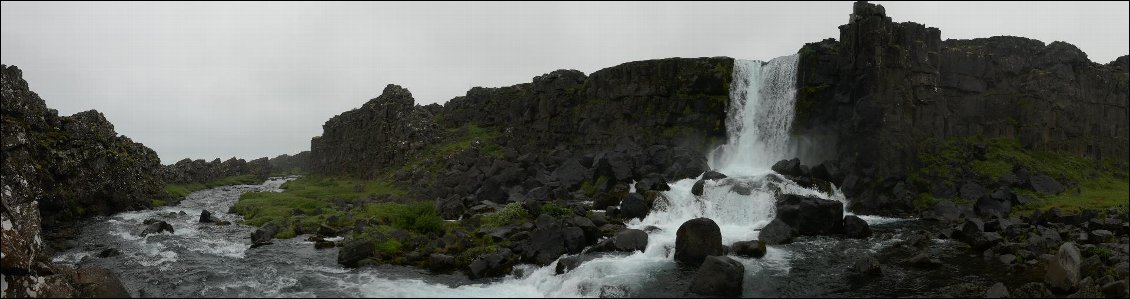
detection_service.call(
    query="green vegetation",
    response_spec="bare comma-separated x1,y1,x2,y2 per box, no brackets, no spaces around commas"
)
1015,176,1129,214
540,202,573,218
392,123,504,177
163,174,263,198
910,136,1128,215
480,203,530,229
231,175,438,238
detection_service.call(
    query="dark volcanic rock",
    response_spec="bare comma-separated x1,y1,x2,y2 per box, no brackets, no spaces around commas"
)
309,84,441,177
675,218,724,266
619,193,650,220
702,170,728,181
1045,242,1082,293
429,254,456,273
974,196,1012,219
469,248,517,279
759,218,796,245
775,194,844,236
250,223,279,248
141,221,174,236
791,0,1129,215
689,255,745,297
691,179,706,196
842,215,872,239
1029,175,1066,195
592,229,649,253
771,158,803,177
337,240,374,268
731,240,767,258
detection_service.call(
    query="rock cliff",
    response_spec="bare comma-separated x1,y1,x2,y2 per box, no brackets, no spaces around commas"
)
793,1,1129,214
2,65,151,297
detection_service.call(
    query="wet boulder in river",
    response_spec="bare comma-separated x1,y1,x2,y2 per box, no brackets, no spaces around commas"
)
689,255,745,297
141,220,174,236
250,223,279,248
675,218,723,266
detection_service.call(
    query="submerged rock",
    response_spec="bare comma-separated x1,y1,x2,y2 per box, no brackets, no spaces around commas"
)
850,254,882,276
731,240,767,258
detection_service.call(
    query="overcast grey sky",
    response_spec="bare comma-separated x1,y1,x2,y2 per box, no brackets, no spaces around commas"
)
2,1,1127,164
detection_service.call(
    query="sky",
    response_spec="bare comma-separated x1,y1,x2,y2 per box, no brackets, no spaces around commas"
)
2,1,1127,164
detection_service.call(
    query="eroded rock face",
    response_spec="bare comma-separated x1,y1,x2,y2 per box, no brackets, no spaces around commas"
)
793,1,1129,215
310,84,443,177
2,64,157,297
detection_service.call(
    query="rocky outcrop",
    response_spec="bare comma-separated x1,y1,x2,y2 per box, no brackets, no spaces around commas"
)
161,156,272,185
3,65,151,297
793,1,1129,215
310,84,443,177
305,58,733,220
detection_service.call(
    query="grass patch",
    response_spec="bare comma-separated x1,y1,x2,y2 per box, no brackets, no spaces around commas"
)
231,176,439,239
480,203,530,229
275,176,407,202
390,123,504,177
151,199,166,207
1014,176,1129,214
540,202,574,218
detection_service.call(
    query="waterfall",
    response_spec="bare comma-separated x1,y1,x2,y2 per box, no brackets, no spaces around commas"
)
709,56,800,176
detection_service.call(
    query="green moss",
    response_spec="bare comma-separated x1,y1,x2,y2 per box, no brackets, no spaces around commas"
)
480,203,530,229
390,123,504,178
1014,177,1129,215
540,202,573,218
375,239,403,255
456,245,499,266
913,193,939,211
354,201,444,234
970,159,1012,181
232,191,331,227
151,199,166,207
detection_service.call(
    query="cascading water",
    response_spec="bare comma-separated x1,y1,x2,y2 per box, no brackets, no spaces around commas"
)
709,57,800,175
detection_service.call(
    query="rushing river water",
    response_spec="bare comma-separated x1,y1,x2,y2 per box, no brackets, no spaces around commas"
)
49,179,1022,297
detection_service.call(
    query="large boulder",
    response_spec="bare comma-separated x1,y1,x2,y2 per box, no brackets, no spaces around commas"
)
771,158,803,176
775,194,844,235
731,240,767,258
72,267,132,298
974,196,1011,219
250,223,279,248
522,216,588,265
1029,175,1065,195
337,240,374,268
620,193,650,220
1044,242,1082,293
758,218,796,245
675,218,724,266
591,229,649,253
842,215,872,239
468,248,517,279
429,254,456,273
689,255,745,297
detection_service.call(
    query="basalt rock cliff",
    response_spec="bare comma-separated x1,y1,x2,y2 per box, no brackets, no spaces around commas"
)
2,65,150,297
793,2,1129,214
